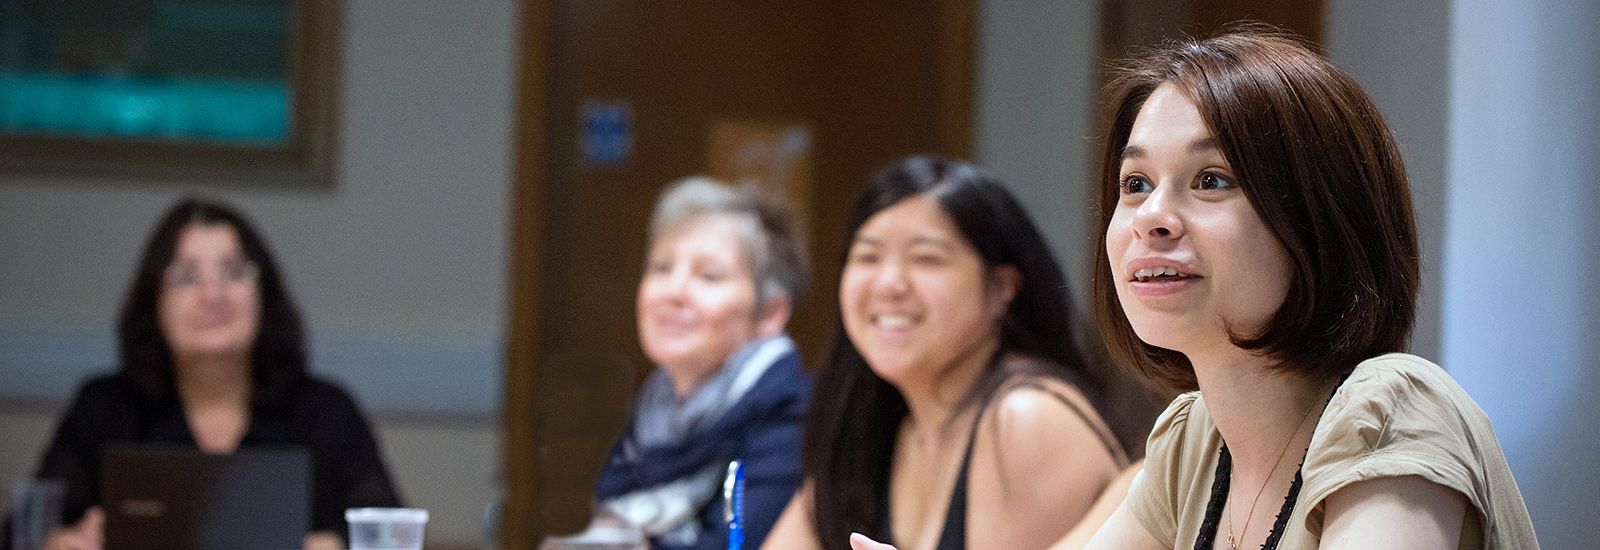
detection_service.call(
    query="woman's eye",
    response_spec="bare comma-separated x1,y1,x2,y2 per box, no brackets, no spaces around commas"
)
698,270,724,282
1120,175,1153,194
1199,172,1234,190
911,254,946,267
847,250,880,265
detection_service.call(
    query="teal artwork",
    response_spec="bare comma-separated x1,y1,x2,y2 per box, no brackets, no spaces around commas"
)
0,72,289,144
0,0,293,147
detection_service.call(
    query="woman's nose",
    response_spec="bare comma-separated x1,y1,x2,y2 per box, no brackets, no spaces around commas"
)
197,275,230,301
662,266,692,296
871,258,911,297
1132,184,1184,240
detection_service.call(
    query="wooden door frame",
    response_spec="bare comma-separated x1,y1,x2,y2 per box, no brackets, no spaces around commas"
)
500,1,975,547
502,0,553,547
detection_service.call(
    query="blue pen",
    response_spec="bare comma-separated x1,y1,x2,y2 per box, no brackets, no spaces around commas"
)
724,459,745,550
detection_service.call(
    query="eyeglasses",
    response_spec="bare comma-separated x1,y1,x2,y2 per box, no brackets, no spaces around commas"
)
163,260,260,288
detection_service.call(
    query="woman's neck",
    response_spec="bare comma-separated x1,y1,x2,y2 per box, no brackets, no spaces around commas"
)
896,334,1000,448
1188,347,1330,475
173,355,252,408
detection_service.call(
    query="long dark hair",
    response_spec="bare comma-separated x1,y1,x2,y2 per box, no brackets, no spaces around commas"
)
118,197,308,405
802,155,1112,548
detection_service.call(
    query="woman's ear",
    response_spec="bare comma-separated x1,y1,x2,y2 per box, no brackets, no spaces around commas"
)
755,293,793,338
987,264,1021,318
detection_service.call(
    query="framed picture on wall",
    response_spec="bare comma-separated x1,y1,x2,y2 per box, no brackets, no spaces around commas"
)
0,0,340,185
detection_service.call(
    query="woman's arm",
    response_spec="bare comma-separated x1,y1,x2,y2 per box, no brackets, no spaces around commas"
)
843,462,1163,550
1050,459,1142,550
966,386,1121,549
42,507,103,550
760,483,821,550
1319,475,1467,549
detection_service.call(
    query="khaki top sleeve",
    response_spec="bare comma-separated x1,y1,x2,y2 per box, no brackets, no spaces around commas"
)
1299,354,1494,539
1128,391,1202,546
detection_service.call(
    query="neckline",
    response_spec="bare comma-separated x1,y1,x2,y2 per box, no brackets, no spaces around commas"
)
1195,445,1305,550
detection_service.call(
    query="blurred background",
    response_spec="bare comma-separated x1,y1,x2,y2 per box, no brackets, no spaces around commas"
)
0,0,1595,548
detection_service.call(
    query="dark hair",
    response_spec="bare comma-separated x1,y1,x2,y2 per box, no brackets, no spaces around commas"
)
802,155,1112,548
118,197,308,405
1092,24,1419,391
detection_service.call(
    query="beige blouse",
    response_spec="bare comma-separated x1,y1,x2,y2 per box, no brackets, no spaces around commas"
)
1128,353,1538,549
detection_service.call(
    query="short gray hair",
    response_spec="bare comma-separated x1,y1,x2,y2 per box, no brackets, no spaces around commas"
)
648,176,809,308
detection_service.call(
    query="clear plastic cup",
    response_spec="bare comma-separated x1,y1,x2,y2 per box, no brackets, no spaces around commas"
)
8,478,64,550
345,508,429,550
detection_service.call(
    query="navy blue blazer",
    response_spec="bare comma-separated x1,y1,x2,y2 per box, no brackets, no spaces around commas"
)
595,350,811,550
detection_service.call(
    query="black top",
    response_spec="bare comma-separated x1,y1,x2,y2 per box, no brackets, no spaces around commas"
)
1194,446,1303,550
32,372,402,535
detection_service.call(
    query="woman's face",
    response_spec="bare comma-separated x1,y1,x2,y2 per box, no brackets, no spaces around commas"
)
1105,84,1293,358
840,194,1013,388
637,214,763,389
158,223,262,364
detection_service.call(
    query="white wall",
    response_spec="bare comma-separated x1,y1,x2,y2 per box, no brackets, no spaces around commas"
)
1439,1,1600,546
1332,0,1600,545
0,0,518,545
974,0,1099,306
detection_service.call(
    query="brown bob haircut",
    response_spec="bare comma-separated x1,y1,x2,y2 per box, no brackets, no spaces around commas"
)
1092,24,1420,392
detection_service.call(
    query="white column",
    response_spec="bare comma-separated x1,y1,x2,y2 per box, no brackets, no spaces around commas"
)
1443,1,1600,546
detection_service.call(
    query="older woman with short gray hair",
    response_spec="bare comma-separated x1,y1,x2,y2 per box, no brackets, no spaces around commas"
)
591,176,811,550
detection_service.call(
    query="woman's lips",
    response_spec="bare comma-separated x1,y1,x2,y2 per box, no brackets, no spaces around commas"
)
1128,276,1201,297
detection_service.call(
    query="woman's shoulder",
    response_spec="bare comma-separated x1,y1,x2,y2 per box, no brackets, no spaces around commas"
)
280,375,369,420
988,355,1099,411
1120,392,1213,545
979,370,1128,470
754,346,810,388
1344,352,1455,387
1321,353,1489,435
68,372,150,411
1302,354,1531,540
736,346,812,410
76,371,139,395
1134,391,1212,472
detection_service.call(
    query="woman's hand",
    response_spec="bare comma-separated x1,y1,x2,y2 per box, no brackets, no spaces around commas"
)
44,506,104,550
304,530,345,550
849,533,896,550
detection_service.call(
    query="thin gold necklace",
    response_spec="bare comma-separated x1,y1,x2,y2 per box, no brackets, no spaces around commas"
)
1225,398,1318,550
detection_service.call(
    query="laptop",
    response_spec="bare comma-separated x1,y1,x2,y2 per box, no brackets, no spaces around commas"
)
100,445,310,550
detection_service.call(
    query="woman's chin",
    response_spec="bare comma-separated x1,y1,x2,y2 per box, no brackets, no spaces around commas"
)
1128,325,1192,354
170,343,253,366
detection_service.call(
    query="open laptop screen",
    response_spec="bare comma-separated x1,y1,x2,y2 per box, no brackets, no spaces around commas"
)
101,445,309,550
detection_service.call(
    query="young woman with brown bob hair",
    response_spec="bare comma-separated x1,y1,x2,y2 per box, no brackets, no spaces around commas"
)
1077,25,1538,550
850,24,1537,550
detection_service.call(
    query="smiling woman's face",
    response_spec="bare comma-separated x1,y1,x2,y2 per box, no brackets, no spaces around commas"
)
1105,83,1293,358
839,193,1011,388
636,214,761,390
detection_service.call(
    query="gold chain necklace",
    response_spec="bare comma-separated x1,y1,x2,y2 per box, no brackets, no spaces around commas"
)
1225,399,1319,550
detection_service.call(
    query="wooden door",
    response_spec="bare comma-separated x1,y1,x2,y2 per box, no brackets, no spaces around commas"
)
503,1,975,547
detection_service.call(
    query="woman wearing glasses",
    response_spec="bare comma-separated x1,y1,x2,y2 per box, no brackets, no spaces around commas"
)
32,198,400,550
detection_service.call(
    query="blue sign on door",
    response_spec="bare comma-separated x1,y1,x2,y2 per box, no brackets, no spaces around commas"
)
581,100,632,167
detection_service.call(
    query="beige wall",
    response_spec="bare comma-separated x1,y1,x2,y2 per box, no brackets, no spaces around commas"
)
0,0,517,546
